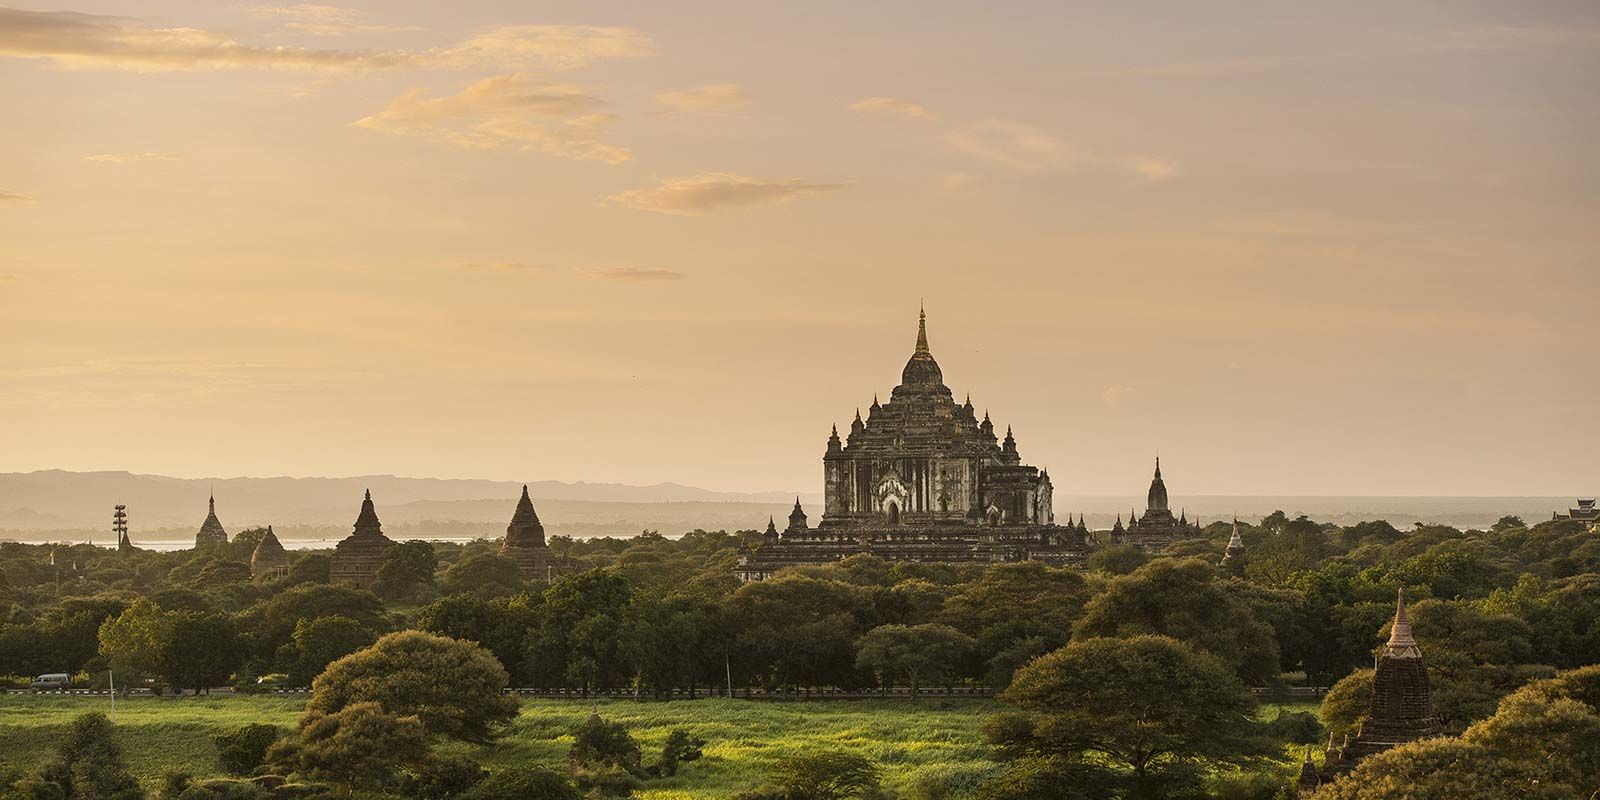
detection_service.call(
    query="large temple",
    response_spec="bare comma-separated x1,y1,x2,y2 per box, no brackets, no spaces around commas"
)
499,485,574,580
329,489,395,589
736,309,1091,581
1299,589,1442,796
1117,458,1203,549
194,493,228,548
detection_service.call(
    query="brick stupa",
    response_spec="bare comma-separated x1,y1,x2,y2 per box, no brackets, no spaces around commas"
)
329,489,394,589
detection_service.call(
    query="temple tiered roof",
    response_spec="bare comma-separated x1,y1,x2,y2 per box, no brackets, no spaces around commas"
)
195,494,228,548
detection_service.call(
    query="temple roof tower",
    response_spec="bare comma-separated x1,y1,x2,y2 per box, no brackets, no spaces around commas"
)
1221,517,1246,574
503,485,546,549
329,489,395,589
499,486,570,580
1146,458,1169,512
899,304,944,388
1310,588,1443,791
195,493,228,549
251,525,289,580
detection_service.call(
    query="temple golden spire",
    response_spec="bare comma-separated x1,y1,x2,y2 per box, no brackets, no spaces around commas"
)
915,303,929,354
1385,588,1422,658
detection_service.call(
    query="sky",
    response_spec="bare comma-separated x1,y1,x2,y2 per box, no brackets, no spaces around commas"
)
0,1,1596,497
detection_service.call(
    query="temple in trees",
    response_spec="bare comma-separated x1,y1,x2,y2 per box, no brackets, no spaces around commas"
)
1113,458,1202,549
1299,589,1442,795
736,309,1092,581
499,485,574,580
194,494,228,548
251,525,289,580
329,489,394,589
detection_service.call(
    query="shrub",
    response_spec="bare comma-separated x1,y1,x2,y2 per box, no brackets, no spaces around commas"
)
458,767,581,800
214,724,280,776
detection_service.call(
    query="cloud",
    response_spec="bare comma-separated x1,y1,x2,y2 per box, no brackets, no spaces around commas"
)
605,173,846,215
582,267,686,281
429,24,653,71
354,74,630,164
949,119,1179,182
83,151,179,163
654,83,750,113
459,261,549,273
1101,385,1136,406
948,119,1088,173
1124,156,1180,182
849,96,936,120
250,4,421,37
0,8,652,72
0,189,33,203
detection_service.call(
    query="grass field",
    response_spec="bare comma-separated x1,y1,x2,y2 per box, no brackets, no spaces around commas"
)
0,694,1319,799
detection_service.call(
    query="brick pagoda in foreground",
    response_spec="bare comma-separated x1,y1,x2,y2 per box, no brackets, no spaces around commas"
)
1299,589,1442,796
736,309,1092,581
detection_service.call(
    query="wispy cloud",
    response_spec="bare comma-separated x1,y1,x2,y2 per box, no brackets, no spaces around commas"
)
0,189,33,203
354,74,629,164
849,96,936,121
654,84,750,113
83,151,179,164
458,261,549,273
250,4,421,37
582,267,686,281
429,24,653,71
605,173,847,215
0,8,652,72
949,119,1178,182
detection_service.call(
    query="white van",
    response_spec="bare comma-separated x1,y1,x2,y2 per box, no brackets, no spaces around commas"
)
31,673,72,690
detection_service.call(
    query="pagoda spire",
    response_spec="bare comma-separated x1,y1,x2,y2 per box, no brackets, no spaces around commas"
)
915,303,929,354
1385,588,1422,658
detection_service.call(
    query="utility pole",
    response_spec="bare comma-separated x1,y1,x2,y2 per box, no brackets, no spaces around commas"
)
112,505,127,549
108,668,116,720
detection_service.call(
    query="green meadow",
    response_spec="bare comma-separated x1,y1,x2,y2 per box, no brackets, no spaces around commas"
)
0,694,1318,799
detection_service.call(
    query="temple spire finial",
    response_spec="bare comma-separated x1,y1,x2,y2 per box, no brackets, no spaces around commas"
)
1385,587,1422,657
1154,455,1161,479
915,304,929,354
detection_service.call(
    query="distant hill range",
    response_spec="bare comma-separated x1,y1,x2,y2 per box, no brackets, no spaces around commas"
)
0,470,1583,543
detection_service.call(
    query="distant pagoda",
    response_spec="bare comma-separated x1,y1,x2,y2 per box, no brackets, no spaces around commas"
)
251,525,290,580
194,493,229,548
1122,457,1201,550
1220,517,1246,574
1301,589,1443,795
498,485,572,580
329,489,394,590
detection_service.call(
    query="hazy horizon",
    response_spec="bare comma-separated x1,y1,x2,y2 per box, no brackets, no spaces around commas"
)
3,1,1596,497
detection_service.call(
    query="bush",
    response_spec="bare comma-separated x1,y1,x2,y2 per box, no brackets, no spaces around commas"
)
652,729,706,777
401,756,487,800
568,713,643,775
458,767,581,800
214,724,281,776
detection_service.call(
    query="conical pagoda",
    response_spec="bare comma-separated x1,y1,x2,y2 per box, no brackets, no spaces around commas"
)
329,489,394,589
1308,589,1443,791
251,525,290,580
1220,517,1246,574
194,493,228,548
499,485,569,580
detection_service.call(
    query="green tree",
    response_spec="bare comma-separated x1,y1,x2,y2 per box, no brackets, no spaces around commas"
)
269,702,430,791
160,611,241,694
307,630,519,742
989,635,1268,800
439,554,525,599
251,584,389,657
854,623,973,697
1311,738,1568,800
1073,559,1280,684
97,597,171,688
277,615,376,687
10,712,145,800
372,540,438,602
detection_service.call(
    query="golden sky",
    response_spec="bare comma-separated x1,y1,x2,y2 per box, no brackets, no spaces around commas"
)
1,1,1596,496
